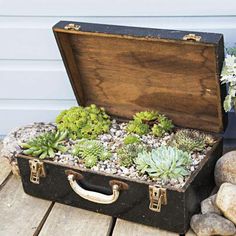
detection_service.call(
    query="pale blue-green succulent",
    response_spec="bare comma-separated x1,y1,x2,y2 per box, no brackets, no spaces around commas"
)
135,146,191,180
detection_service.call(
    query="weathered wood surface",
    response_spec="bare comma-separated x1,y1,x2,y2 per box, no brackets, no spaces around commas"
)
113,219,179,236
54,21,225,133
39,203,113,236
0,142,11,185
185,230,197,235
0,176,52,236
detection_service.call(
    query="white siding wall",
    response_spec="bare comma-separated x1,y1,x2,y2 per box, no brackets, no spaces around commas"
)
1,0,236,135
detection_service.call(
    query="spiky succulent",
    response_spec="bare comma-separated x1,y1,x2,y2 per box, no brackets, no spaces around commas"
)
134,111,159,122
127,111,173,137
72,139,111,168
135,146,191,180
151,115,174,137
56,104,111,140
170,129,212,153
123,135,140,145
20,130,68,159
118,143,147,168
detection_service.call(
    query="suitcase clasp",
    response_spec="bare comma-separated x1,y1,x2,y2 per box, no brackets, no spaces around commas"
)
29,159,46,184
149,186,167,212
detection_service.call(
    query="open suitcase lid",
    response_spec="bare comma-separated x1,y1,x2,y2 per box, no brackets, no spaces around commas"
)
53,21,227,133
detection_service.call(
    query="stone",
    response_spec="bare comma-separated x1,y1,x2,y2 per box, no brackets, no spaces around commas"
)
190,213,236,236
201,194,222,215
215,151,236,186
216,183,236,225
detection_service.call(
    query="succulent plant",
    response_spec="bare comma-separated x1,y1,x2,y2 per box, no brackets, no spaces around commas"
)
123,135,140,145
135,146,191,180
118,143,147,168
72,139,111,168
170,129,211,153
20,130,68,159
126,120,150,135
134,111,159,123
127,111,173,137
56,104,111,140
151,115,174,137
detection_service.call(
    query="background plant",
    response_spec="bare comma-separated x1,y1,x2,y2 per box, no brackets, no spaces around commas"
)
20,130,68,159
169,129,211,153
135,146,191,181
56,104,111,140
221,47,236,112
72,139,111,168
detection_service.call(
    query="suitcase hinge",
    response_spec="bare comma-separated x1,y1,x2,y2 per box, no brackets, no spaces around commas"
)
29,159,46,184
149,186,167,212
64,23,80,31
183,33,201,42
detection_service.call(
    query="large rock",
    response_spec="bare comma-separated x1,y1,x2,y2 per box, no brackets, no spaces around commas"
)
191,213,236,236
201,194,221,215
216,183,236,225
215,151,236,187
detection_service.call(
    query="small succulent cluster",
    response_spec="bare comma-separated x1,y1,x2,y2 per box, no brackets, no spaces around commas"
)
123,135,140,145
56,104,111,140
135,146,191,180
72,139,111,168
20,130,67,159
127,111,173,137
170,129,215,153
118,143,147,168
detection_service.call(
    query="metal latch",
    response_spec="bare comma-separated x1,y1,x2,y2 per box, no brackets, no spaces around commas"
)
183,33,201,42
64,23,80,31
149,186,167,212
29,159,46,184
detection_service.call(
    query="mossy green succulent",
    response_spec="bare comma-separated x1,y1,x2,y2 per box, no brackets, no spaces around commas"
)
135,146,191,180
170,129,211,153
118,143,147,168
126,120,149,135
72,139,111,168
151,115,174,137
126,111,173,137
20,130,68,159
123,135,140,145
56,104,111,140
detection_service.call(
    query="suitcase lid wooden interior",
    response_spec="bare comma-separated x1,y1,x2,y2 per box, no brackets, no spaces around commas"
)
53,21,227,133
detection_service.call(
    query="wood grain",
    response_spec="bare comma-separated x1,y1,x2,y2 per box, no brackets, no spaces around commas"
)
39,203,112,236
112,219,178,236
54,22,225,133
0,176,52,236
0,142,11,186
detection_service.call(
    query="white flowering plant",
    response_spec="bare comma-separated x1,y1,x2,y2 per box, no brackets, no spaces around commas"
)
221,54,236,112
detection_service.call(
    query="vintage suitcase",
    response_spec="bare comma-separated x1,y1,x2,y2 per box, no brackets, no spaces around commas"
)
16,21,227,234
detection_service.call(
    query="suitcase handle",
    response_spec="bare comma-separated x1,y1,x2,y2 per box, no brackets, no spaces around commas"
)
65,170,128,204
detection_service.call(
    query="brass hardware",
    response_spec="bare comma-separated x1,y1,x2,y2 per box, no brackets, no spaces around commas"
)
29,159,46,184
149,186,167,212
64,23,80,31
183,33,201,42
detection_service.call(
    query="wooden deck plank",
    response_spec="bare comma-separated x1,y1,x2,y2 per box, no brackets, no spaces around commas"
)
185,229,196,236
0,142,12,186
112,219,179,236
0,176,52,236
39,203,113,236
